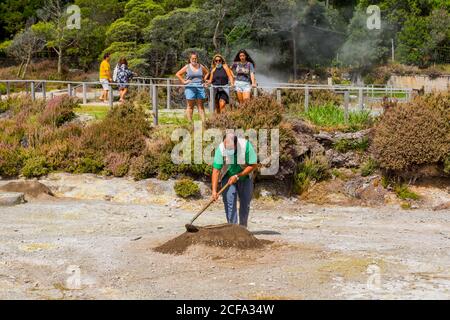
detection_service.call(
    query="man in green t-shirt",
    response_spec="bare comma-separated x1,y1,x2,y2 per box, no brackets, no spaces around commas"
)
212,133,258,227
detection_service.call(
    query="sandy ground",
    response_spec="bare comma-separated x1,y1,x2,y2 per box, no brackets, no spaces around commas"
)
1,195,449,300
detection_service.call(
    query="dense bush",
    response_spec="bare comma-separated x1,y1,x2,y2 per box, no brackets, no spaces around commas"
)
174,178,200,199
39,95,78,127
371,93,450,174
206,95,284,130
21,155,50,178
0,146,25,177
83,104,143,150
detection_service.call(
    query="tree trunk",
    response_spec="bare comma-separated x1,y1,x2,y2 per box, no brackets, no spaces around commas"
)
22,53,32,79
213,19,221,52
57,49,62,76
17,61,24,78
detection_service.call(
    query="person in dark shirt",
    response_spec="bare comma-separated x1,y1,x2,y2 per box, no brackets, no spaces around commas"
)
207,54,234,113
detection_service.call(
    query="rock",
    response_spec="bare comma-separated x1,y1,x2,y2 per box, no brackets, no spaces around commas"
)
314,129,372,144
0,109,13,120
254,179,290,198
0,192,25,206
344,176,388,205
0,181,54,199
325,149,360,168
433,202,450,211
334,129,372,141
71,113,95,126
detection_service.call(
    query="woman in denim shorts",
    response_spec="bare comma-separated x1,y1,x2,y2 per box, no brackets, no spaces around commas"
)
176,52,209,122
231,49,256,105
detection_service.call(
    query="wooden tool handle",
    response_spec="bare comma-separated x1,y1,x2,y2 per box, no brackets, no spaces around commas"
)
189,182,230,225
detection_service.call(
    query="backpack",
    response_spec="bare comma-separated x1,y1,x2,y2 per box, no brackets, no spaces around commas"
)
112,64,119,82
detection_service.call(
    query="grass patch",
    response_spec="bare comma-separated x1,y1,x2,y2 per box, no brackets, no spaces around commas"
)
394,184,420,200
299,103,373,132
294,155,331,194
158,111,202,125
333,137,369,153
360,158,378,177
74,105,110,120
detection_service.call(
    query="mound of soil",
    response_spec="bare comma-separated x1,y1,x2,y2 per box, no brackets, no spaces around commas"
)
154,224,272,255
0,181,54,198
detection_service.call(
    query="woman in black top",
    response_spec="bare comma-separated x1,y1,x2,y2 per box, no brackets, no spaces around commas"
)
207,54,234,114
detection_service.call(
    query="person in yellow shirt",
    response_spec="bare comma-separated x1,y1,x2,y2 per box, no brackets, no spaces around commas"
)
99,53,112,102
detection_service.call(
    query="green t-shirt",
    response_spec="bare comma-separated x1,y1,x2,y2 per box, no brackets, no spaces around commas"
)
212,140,257,179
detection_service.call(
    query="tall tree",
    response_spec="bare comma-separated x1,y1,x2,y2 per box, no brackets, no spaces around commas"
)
7,28,46,78
34,0,77,75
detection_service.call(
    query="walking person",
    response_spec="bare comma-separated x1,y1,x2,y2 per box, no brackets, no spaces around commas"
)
175,52,209,122
99,53,112,103
116,57,134,103
211,132,258,227
231,49,256,105
207,54,234,114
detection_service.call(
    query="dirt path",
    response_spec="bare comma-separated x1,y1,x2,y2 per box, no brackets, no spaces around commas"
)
0,198,449,299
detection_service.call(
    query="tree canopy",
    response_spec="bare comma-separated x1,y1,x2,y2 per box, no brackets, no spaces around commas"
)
0,0,448,77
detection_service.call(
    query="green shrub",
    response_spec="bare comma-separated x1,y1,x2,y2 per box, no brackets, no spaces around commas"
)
334,137,369,153
21,155,50,178
444,156,450,175
0,146,25,177
361,158,378,177
371,93,450,173
293,155,330,194
72,157,104,174
0,98,9,113
174,178,201,198
394,184,420,200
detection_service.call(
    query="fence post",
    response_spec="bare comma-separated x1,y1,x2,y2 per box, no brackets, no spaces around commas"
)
68,83,72,97
166,79,171,110
42,82,46,101
276,89,281,105
108,83,113,107
209,85,215,113
304,85,309,112
358,87,364,110
152,84,158,126
6,81,10,99
82,83,87,104
229,86,234,109
31,81,35,101
344,90,349,124
253,87,258,97
149,79,153,99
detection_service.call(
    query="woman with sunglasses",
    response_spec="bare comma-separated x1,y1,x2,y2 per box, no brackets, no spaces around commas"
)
207,54,234,114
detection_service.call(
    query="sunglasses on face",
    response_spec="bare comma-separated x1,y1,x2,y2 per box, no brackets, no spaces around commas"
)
215,59,222,63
